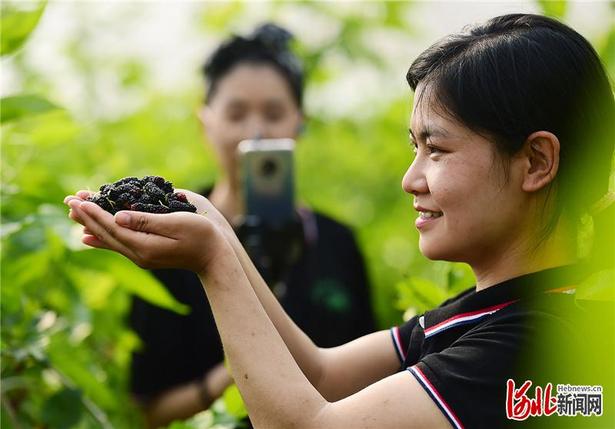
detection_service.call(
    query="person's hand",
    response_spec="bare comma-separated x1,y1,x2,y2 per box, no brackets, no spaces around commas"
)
67,189,240,249
64,190,231,276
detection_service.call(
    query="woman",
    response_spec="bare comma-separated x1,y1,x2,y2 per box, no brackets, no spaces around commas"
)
127,23,374,427
66,14,614,428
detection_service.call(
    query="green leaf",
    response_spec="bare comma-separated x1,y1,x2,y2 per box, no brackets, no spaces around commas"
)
577,269,615,301
537,0,567,19
46,338,116,409
68,250,190,315
1,94,59,123
446,263,475,292
395,276,448,314
222,384,248,420
200,2,244,32
41,388,84,429
0,1,47,56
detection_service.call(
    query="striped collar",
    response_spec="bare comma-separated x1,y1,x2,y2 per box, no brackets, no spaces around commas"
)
422,264,582,340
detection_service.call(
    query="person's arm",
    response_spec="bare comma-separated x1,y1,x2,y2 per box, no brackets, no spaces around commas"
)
65,198,451,428
197,240,450,429
225,225,398,400
141,362,231,429
71,190,395,400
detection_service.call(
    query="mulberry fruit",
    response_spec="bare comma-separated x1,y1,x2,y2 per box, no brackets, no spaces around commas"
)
87,175,197,214
168,200,197,212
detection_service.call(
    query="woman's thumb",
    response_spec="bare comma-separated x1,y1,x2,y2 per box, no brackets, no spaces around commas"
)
115,210,161,234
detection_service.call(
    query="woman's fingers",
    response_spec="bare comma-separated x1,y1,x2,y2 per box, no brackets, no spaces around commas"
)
65,193,226,273
69,201,134,255
76,190,94,199
114,209,186,238
64,191,93,204
82,233,113,250
68,203,87,227
79,202,178,256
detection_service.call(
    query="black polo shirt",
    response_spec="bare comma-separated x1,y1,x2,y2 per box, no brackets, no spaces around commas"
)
390,265,613,429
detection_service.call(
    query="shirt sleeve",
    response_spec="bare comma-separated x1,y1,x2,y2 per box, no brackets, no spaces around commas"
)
404,307,576,429
389,315,419,365
406,314,524,428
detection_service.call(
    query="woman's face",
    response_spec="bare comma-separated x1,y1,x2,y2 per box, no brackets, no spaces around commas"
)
200,63,303,179
402,84,530,266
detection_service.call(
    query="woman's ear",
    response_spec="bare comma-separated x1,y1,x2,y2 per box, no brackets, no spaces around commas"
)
521,131,560,192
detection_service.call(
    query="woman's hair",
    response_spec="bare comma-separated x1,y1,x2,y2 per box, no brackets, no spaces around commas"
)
202,23,304,109
406,14,614,239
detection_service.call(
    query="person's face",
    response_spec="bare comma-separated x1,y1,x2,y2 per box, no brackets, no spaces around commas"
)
199,63,303,178
401,84,529,266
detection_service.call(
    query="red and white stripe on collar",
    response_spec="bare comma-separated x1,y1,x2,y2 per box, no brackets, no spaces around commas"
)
390,326,407,362
423,300,518,339
408,365,465,429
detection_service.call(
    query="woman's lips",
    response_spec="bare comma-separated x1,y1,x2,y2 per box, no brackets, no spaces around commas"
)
415,212,443,229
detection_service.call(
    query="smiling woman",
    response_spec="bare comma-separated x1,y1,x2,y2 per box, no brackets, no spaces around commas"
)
65,13,614,429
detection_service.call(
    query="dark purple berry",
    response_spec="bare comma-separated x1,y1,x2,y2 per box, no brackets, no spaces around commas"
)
117,176,141,186
129,202,146,211
143,182,166,202
160,181,174,194
116,192,136,210
171,192,188,203
90,175,181,215
109,183,142,200
143,175,165,187
129,203,170,214
88,194,115,213
168,200,197,213
138,193,157,204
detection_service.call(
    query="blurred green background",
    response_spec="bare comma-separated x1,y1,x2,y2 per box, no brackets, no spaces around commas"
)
1,1,613,428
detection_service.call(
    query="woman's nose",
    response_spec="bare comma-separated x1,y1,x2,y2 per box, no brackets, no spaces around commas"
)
401,157,428,195
244,118,267,140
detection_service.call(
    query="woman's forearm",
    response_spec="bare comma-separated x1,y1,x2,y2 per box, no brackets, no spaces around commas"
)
224,233,328,392
198,247,328,429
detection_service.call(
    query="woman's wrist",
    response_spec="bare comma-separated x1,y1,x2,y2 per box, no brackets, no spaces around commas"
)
195,377,213,410
196,235,236,280
196,364,232,410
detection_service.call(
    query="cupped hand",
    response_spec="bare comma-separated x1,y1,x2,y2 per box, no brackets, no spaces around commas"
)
64,190,232,275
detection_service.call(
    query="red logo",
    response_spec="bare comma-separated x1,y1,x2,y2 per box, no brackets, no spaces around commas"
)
506,379,557,420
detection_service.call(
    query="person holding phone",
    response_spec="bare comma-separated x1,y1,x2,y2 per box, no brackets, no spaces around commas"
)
125,23,375,427
67,14,614,429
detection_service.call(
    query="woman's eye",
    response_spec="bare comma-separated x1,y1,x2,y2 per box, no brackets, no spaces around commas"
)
265,111,285,123
227,112,246,123
426,145,444,155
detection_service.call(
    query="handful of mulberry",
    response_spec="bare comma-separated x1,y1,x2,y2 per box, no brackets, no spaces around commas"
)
87,176,197,214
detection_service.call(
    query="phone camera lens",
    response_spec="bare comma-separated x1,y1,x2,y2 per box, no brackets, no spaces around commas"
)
261,158,278,177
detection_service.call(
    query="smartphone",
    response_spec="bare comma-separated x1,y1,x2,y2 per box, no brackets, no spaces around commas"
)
237,138,295,228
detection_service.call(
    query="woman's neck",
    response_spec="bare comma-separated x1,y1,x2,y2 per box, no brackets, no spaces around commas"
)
472,216,578,291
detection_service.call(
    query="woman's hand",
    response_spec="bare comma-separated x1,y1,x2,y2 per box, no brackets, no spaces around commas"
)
64,190,232,276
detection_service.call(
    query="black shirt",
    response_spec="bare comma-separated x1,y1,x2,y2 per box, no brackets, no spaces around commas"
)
390,265,613,429
129,208,375,399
